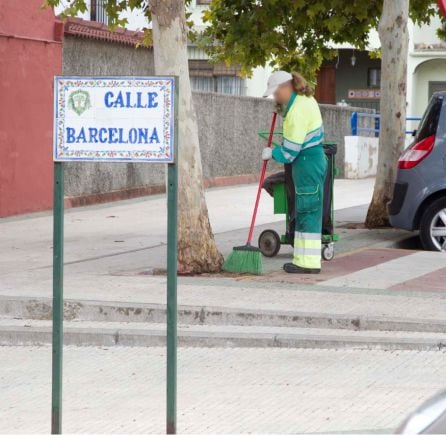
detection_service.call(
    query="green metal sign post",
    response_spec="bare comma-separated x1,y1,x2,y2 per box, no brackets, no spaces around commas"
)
166,162,178,434
51,76,179,434
51,161,64,434
166,79,179,435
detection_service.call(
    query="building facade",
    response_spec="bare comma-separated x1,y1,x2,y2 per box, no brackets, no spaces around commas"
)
0,0,63,217
407,15,446,118
316,49,382,112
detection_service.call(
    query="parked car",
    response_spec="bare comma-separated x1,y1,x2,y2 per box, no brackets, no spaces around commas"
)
396,390,446,434
389,91,446,252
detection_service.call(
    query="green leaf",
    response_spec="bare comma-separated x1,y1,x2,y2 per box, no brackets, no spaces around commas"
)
200,0,436,78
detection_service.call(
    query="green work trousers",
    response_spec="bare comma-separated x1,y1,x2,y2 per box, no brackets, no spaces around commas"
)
292,146,327,269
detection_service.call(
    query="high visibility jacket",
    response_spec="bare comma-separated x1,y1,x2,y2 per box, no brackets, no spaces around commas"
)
272,93,324,164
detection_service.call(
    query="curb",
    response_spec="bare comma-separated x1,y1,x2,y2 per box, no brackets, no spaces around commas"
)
1,324,446,351
1,295,446,333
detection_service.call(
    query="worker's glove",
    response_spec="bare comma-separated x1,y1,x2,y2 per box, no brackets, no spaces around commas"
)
262,147,272,161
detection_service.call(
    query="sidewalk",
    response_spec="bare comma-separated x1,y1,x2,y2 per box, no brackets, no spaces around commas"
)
1,178,445,317
0,178,374,294
2,345,446,434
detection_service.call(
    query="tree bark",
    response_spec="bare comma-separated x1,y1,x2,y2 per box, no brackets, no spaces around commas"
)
365,0,409,228
150,0,224,273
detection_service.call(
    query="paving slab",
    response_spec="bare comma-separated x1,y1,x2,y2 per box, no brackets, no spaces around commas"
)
259,248,414,285
390,265,446,293
320,250,446,289
258,247,446,294
1,345,445,433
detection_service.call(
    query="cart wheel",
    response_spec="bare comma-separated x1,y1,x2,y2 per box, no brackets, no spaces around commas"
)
258,230,281,257
322,243,335,261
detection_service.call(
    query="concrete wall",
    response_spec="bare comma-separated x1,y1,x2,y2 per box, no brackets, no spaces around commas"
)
193,92,282,178
66,91,370,199
344,136,379,179
194,91,372,180
62,36,161,197
61,38,371,199
63,36,155,75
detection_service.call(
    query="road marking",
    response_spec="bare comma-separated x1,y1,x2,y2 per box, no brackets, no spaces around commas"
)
319,251,446,289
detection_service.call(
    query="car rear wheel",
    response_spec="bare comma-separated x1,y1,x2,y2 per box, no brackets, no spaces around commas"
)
419,197,446,252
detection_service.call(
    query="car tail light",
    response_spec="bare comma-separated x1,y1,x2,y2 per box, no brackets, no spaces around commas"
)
398,134,436,169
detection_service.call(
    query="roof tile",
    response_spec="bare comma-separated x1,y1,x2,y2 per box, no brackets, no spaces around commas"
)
63,17,151,48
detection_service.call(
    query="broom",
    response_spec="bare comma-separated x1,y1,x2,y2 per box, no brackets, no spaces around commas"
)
222,112,278,275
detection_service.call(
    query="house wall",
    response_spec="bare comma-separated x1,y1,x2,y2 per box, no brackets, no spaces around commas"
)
407,55,446,120
412,15,444,48
413,59,446,116
0,0,62,217
328,50,381,110
407,15,446,118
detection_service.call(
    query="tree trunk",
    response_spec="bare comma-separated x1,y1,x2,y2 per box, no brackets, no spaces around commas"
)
365,0,409,228
150,0,224,274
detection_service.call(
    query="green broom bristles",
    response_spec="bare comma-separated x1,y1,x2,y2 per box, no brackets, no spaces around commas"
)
222,245,263,275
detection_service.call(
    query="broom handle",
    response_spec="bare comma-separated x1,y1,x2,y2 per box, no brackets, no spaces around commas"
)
246,112,278,245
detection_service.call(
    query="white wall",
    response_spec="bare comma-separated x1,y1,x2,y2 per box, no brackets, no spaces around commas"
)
245,65,273,98
412,14,443,47
344,136,379,179
55,1,89,20
330,28,380,51
407,14,446,118
119,9,150,30
55,1,151,29
188,0,206,30
413,58,446,114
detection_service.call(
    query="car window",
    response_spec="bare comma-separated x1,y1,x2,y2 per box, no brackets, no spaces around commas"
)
416,95,443,142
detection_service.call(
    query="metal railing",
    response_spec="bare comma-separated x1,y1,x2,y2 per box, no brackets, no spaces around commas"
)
351,112,422,136
91,0,108,25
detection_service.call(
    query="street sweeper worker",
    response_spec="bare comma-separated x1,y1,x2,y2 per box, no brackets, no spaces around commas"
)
262,71,327,274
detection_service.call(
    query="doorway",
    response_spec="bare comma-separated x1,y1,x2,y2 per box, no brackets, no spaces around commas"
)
315,66,336,104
